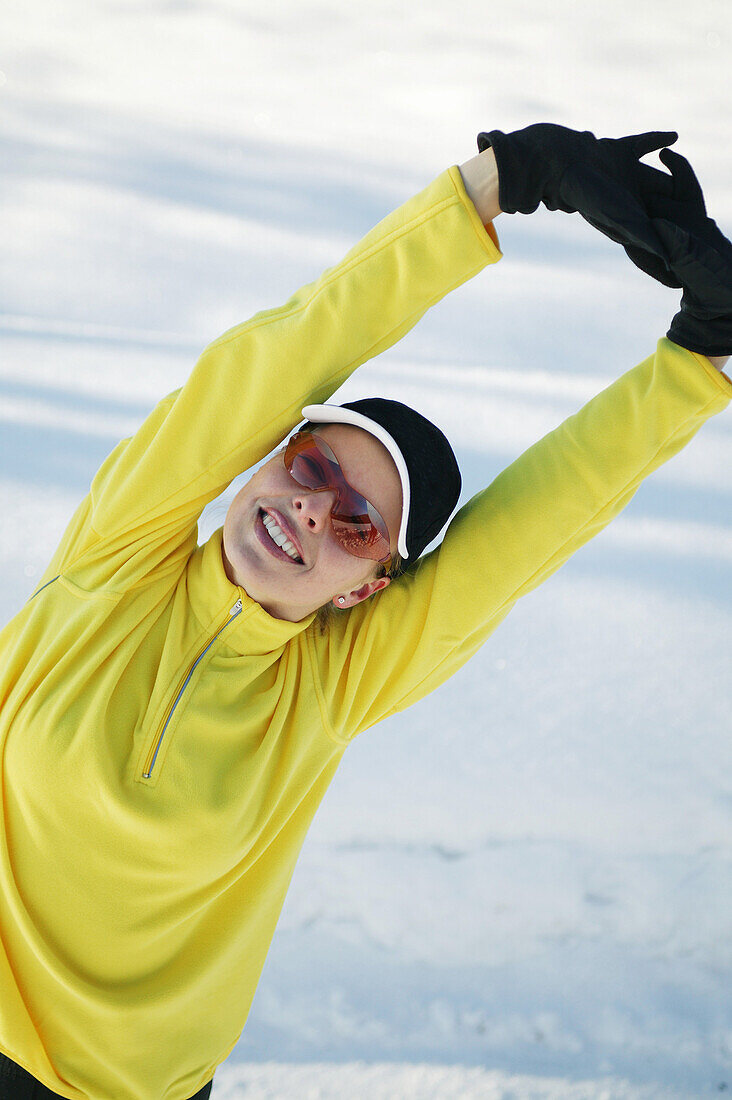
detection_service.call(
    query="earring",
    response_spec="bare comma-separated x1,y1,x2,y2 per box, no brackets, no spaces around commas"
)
338,597,345,605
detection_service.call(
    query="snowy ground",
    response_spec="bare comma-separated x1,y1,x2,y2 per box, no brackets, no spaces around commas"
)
1,1,730,1097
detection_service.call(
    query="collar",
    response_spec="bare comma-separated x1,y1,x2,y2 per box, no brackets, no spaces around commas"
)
185,527,316,656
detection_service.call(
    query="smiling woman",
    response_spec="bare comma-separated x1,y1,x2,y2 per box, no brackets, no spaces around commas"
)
0,128,730,1100
221,399,458,623
221,419,406,622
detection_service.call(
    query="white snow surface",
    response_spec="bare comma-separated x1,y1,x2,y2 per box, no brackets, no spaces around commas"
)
1,1,730,1097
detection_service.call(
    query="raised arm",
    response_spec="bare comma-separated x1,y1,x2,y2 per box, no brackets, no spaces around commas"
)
311,336,731,741
36,160,503,592
307,127,732,738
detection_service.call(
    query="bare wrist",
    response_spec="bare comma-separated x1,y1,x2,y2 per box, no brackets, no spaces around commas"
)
458,147,502,225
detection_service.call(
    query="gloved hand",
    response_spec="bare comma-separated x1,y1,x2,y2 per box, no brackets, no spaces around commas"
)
641,147,732,357
477,123,680,286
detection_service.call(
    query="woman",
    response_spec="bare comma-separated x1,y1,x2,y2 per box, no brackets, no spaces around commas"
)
0,124,729,1099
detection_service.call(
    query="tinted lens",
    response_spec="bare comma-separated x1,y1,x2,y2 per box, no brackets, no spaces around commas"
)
286,434,334,490
331,513,391,559
284,432,392,563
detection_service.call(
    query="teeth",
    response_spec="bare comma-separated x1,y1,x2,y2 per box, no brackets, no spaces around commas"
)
262,513,301,561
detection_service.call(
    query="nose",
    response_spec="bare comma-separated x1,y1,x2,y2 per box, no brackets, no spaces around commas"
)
293,487,337,532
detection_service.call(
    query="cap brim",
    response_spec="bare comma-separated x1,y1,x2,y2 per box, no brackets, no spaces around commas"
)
301,404,410,560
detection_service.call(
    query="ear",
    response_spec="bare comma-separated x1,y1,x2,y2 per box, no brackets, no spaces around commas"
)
332,576,391,609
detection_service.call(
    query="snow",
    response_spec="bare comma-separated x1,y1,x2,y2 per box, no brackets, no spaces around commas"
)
0,1,730,1096
209,1061,693,1099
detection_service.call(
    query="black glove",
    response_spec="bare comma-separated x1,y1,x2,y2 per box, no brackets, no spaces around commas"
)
641,148,732,357
477,123,680,286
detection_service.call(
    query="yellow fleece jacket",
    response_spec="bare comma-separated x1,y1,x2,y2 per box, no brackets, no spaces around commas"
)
0,165,729,1100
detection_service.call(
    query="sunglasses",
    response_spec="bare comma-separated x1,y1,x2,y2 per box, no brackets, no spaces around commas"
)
284,431,392,568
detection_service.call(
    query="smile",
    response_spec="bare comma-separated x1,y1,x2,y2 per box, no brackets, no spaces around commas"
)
256,509,304,565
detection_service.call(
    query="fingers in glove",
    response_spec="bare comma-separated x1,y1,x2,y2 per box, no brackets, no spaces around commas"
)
636,161,676,199
658,148,707,209
561,163,671,258
627,130,678,158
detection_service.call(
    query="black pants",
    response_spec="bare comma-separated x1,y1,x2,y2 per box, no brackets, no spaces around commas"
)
0,1052,213,1099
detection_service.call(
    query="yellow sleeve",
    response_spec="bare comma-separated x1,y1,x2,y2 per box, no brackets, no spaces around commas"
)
308,338,731,742
36,166,501,591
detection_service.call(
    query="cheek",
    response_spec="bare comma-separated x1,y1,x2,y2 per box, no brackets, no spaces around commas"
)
314,540,364,585
230,466,271,514
226,491,247,531
340,555,380,589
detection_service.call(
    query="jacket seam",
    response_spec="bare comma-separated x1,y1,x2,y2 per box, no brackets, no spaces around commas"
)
85,522,193,596
26,534,105,602
386,389,725,715
57,575,120,603
303,629,349,746
36,543,186,603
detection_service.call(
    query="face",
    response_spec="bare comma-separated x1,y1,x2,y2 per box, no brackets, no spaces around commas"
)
222,423,403,622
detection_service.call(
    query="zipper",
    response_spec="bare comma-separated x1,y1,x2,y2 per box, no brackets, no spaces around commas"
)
141,597,243,779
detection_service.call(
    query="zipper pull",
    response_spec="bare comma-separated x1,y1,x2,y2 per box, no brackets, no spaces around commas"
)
230,598,243,616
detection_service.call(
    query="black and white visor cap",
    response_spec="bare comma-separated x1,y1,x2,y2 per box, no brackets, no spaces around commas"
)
300,403,411,560
301,397,462,568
